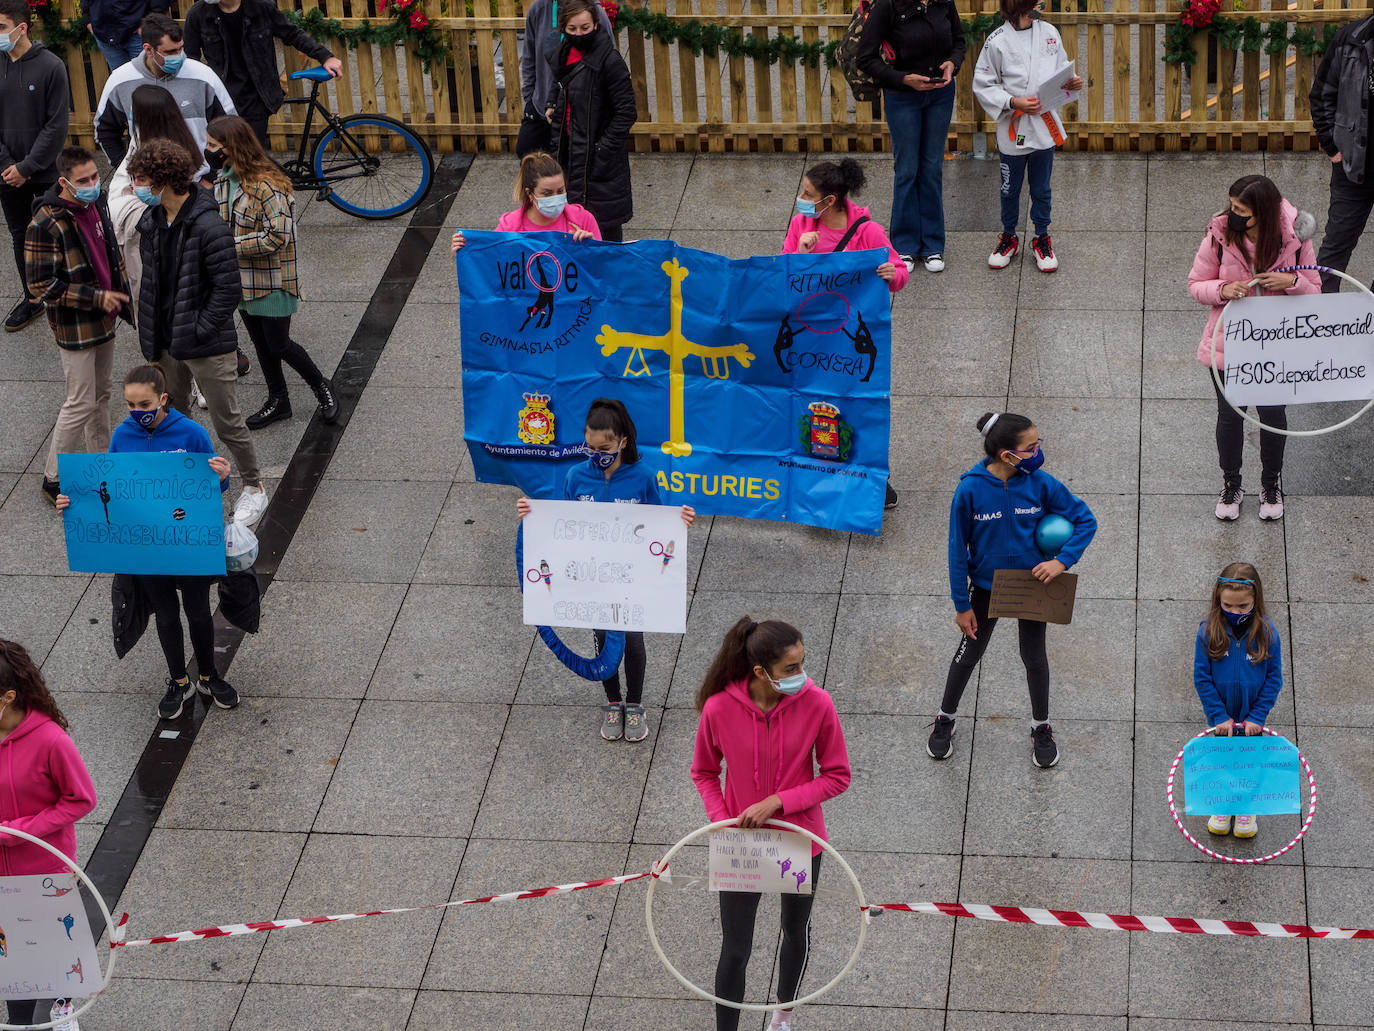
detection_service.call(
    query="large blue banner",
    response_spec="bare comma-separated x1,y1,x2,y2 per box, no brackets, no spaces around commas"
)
58,452,225,575
457,234,892,534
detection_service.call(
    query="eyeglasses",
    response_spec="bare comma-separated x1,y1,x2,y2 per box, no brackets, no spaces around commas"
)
1216,576,1255,586
1006,439,1044,455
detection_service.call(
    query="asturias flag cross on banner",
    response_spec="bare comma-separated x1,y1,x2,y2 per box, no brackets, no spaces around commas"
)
457,233,893,534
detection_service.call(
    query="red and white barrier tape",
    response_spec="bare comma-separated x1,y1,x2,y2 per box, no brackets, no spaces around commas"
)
108,864,1374,949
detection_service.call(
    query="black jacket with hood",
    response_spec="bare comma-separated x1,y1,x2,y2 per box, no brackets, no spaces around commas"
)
0,42,69,184
547,27,636,230
135,185,241,362
1311,14,1374,183
183,0,334,114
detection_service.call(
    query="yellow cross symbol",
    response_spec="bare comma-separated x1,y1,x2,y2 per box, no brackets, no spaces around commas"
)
595,257,755,457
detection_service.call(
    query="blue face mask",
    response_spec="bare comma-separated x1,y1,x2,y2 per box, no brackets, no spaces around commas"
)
130,407,159,429
1013,448,1046,475
535,192,567,217
588,446,618,471
0,27,16,53
1222,608,1252,628
134,185,161,206
65,178,101,204
158,51,185,75
769,670,808,696
796,196,817,217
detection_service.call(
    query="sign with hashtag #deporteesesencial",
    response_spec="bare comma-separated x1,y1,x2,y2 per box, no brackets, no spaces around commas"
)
1219,293,1374,406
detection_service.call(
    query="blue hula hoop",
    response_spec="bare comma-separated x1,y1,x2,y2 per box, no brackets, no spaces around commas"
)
516,523,626,681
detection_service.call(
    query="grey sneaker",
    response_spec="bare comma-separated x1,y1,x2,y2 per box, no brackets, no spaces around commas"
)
600,703,624,741
158,677,195,719
623,704,649,742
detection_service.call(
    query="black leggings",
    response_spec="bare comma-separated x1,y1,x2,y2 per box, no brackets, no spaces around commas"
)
592,629,645,705
137,575,218,680
6,1001,38,1026
715,852,821,1031
1211,373,1286,487
240,312,325,399
942,586,1050,721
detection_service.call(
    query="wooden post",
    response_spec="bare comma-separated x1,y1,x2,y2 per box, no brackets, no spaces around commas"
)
1087,0,1105,151
1267,10,1288,153
778,0,800,153
801,0,824,153
1241,41,1259,151
1187,29,1207,150
676,0,702,151
650,0,676,151
450,20,476,153
1139,0,1156,152
1293,0,1314,151
1217,45,1236,151
625,4,650,151
1112,0,1131,152
702,0,726,153
726,0,750,151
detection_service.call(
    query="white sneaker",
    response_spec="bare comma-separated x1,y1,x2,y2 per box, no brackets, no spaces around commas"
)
191,379,209,410
1214,481,1242,521
923,254,945,273
898,253,916,275
232,485,269,526
1233,814,1258,838
1031,234,1059,272
768,1009,793,1031
1207,814,1232,835
50,999,79,1031
1258,482,1284,521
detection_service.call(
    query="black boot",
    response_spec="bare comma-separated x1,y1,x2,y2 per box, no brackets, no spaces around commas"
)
313,377,340,425
246,394,292,429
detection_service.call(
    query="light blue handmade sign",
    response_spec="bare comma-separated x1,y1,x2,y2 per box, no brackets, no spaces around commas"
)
58,452,225,575
1182,735,1301,815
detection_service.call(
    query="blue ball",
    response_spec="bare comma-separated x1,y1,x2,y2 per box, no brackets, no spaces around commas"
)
1035,514,1074,558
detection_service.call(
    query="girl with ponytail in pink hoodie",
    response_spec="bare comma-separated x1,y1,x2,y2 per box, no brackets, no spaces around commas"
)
0,640,97,1027
690,617,851,1031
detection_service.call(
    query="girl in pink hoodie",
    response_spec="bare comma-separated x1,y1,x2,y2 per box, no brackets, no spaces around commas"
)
690,617,851,1031
0,640,97,1027
1188,174,1319,523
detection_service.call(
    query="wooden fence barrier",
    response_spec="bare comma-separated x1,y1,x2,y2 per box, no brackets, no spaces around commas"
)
46,0,1373,154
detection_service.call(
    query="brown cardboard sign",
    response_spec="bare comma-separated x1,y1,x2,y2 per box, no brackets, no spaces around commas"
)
988,569,1078,624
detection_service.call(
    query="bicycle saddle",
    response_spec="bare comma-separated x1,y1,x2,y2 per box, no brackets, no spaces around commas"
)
289,66,334,82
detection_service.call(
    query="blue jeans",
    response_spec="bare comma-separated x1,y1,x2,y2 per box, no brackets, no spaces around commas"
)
883,83,955,258
999,147,1054,236
95,33,143,71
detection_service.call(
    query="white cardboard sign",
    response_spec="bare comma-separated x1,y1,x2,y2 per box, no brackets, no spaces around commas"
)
708,828,813,895
1034,61,1078,113
1219,293,1374,406
521,500,688,634
0,874,103,1000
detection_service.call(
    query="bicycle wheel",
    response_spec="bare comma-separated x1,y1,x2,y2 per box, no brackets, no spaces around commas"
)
310,115,434,219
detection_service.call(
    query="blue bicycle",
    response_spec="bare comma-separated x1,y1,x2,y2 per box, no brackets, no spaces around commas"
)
279,66,434,220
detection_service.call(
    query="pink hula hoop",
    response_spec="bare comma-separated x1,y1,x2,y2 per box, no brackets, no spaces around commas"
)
1166,725,1317,865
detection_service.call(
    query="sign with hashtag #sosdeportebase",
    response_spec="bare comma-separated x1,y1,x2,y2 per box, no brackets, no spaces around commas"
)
708,828,813,894
1220,293,1374,406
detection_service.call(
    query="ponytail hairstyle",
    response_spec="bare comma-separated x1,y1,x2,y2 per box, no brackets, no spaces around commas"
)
695,617,804,712
1205,561,1272,663
124,363,168,409
584,398,640,464
514,151,565,210
0,640,70,732
976,410,1034,461
1225,174,1283,275
802,158,867,213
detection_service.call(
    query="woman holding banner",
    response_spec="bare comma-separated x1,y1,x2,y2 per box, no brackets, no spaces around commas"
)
1188,174,1319,522
0,639,97,1028
57,364,240,719
690,617,851,1031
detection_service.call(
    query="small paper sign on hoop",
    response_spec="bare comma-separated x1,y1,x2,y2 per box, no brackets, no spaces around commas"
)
708,827,813,895
1182,735,1302,816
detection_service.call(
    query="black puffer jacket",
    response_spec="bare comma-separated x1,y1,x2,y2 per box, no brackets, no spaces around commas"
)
135,186,241,362
183,0,333,114
547,28,636,229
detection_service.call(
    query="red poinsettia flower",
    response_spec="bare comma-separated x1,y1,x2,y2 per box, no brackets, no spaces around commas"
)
602,0,618,26
408,9,428,28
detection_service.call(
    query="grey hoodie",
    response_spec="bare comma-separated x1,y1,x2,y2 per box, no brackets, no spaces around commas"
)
0,42,70,183
520,0,612,116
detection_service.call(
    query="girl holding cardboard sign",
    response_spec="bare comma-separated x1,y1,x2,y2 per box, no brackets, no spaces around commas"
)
930,411,1096,769
1192,563,1285,839
690,617,851,1031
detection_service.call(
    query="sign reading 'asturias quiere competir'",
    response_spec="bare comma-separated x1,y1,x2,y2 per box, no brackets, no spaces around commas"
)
456,234,893,535
1219,292,1374,406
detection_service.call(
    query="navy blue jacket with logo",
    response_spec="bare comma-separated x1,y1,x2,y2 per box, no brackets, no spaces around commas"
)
947,459,1096,611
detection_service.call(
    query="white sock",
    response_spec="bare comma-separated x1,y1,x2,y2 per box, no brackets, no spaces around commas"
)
938,710,956,721
1031,718,1048,729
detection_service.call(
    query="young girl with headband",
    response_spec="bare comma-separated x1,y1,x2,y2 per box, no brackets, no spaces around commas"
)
451,151,601,256
930,410,1096,768
517,398,693,742
1192,562,1284,839
690,616,851,1031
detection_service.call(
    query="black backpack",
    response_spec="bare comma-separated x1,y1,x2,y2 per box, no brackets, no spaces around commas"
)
837,0,895,102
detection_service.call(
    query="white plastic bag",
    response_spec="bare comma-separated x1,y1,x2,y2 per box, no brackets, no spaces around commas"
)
224,521,259,572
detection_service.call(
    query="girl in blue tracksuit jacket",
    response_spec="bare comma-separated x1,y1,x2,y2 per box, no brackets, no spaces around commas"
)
57,364,238,720
928,410,1096,769
1193,561,1283,840
517,398,694,745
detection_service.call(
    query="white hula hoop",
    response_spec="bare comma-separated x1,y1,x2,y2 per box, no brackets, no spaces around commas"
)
0,826,118,1031
645,818,867,1013
1208,265,1374,437
1166,725,1317,865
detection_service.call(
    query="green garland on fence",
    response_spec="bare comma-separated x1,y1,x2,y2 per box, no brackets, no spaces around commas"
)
1164,13,1335,66
286,4,449,72
30,1,97,59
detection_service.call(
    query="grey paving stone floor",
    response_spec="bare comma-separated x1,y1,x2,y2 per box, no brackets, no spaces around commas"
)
3,150,1374,1030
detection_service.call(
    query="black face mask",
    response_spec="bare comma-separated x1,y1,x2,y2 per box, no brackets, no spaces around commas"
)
1226,210,1251,234
205,148,226,174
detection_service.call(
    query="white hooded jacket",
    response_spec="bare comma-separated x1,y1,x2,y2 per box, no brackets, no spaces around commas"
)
973,19,1069,155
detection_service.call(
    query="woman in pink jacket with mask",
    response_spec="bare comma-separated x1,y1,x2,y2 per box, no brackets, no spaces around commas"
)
0,640,97,1027
691,617,851,1031
1188,174,1319,523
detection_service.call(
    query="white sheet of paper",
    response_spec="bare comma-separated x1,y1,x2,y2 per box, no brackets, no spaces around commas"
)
0,874,104,1000
708,828,813,894
522,499,688,634
1035,61,1078,113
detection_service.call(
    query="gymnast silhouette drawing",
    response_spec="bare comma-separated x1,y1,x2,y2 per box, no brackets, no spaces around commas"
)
98,481,112,524
841,311,877,383
773,313,797,373
520,258,557,332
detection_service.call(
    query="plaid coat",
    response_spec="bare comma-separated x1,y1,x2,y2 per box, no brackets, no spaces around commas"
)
213,173,300,302
24,187,133,350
